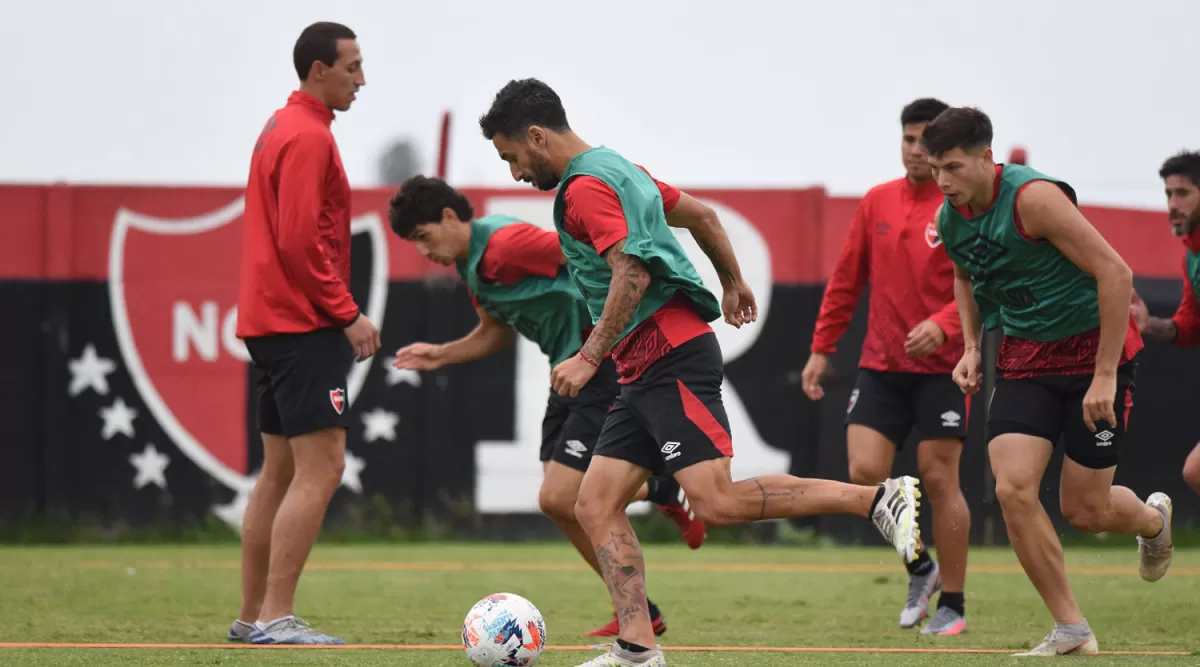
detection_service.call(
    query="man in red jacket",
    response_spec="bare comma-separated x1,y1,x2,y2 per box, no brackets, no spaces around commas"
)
1131,149,1200,498
801,98,971,635
229,21,377,646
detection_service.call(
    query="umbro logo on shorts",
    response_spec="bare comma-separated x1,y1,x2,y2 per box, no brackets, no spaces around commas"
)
1095,430,1114,446
329,388,346,415
564,440,588,458
940,410,961,428
661,441,682,462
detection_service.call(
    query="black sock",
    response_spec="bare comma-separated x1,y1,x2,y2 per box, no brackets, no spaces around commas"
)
646,599,661,620
616,639,651,654
938,591,965,616
868,484,886,516
645,476,680,506
905,550,934,576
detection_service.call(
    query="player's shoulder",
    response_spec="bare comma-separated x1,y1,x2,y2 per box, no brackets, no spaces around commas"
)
863,176,910,201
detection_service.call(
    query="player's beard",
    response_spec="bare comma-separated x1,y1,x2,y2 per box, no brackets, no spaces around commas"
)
529,152,560,192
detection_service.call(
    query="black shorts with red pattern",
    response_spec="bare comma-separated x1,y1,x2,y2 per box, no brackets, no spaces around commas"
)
988,329,1138,469
593,332,732,475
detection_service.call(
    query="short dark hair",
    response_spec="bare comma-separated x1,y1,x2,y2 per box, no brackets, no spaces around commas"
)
293,22,356,81
1159,150,1200,188
387,175,474,239
921,107,994,157
478,78,571,140
900,98,950,126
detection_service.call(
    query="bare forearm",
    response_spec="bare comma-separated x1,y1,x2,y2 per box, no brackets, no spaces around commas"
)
1144,316,1178,343
439,324,514,365
688,218,743,287
581,251,649,361
955,276,982,350
1095,272,1133,375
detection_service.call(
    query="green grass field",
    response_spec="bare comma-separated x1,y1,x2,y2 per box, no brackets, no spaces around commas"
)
0,542,1196,666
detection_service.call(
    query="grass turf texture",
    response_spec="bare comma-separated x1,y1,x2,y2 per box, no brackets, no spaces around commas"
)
0,543,1195,666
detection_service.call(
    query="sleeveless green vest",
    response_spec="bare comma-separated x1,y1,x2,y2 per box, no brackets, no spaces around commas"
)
938,164,1098,341
1187,249,1200,305
456,215,589,365
551,147,721,343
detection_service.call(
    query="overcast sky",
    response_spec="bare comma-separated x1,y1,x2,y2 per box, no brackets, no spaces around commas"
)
3,0,1193,209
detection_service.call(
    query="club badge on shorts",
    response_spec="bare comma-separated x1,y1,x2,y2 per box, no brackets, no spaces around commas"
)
330,388,346,415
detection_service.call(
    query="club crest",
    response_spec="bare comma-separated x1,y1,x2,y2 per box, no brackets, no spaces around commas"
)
108,196,388,508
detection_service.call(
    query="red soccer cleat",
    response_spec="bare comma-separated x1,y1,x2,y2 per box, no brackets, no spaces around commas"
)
657,489,706,550
585,608,668,638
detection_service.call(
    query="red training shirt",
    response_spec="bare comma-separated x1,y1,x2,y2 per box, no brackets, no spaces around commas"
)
236,91,359,338
465,221,606,357
562,168,711,383
1170,253,1200,347
811,177,963,374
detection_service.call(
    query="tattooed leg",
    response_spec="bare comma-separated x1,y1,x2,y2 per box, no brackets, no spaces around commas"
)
593,521,656,647
675,459,878,527
575,456,657,648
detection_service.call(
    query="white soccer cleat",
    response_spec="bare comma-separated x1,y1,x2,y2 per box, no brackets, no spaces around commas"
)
872,476,922,564
575,644,666,666
1138,492,1174,582
1012,627,1099,657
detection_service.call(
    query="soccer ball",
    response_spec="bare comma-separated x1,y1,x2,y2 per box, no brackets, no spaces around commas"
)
461,592,547,667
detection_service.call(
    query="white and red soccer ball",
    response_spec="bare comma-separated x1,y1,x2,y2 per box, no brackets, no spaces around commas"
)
462,592,547,667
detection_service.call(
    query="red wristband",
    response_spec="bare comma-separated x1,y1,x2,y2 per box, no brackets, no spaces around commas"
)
578,349,600,368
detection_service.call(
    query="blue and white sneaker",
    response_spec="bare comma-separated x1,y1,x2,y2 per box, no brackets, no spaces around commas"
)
249,616,345,645
227,619,256,642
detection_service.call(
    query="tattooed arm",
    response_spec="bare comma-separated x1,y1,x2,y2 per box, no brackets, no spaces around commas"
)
580,240,651,362
665,192,744,288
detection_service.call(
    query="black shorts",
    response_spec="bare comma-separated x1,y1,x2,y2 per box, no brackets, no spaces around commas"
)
845,370,968,448
594,333,731,475
541,357,620,473
243,328,355,438
986,363,1136,470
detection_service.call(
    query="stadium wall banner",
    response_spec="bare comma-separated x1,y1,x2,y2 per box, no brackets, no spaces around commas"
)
1,183,1196,545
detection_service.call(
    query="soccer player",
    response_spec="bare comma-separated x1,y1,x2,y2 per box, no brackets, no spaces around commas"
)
802,97,971,635
1130,150,1200,497
386,175,707,638
925,107,1173,657
479,78,923,667
230,22,377,645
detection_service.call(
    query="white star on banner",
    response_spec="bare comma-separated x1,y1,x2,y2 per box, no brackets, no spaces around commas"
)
98,397,138,440
383,359,422,388
129,443,170,490
341,451,365,493
361,408,400,443
68,344,116,397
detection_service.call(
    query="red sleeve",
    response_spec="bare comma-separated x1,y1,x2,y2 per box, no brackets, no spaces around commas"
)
477,223,563,284
563,177,629,255
275,131,358,323
1173,260,1200,347
928,280,963,340
634,165,681,212
810,197,871,354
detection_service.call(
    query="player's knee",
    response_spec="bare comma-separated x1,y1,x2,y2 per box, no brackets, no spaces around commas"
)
993,477,1038,514
917,459,959,499
1183,460,1200,494
572,488,614,531
538,485,577,523
1061,501,1107,534
688,492,740,528
847,460,888,486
